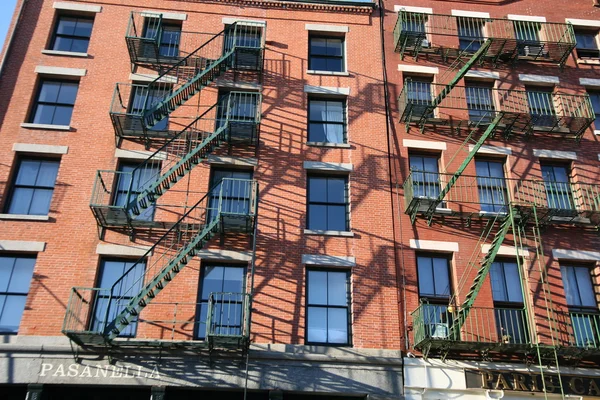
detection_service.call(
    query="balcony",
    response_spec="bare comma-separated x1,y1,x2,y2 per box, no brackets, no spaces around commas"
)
411,302,531,356
403,171,600,225
557,311,600,357
398,82,595,140
63,290,251,350
393,11,575,67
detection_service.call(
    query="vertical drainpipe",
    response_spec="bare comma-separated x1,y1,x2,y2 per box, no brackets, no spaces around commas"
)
0,0,28,78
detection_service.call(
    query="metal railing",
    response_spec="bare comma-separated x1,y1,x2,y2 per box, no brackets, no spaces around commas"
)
564,311,600,350
398,82,594,137
412,302,530,348
393,11,575,65
206,292,251,340
404,171,600,217
65,179,258,341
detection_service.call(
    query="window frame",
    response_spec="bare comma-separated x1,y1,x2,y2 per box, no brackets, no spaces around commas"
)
475,158,508,213
525,86,557,127
456,17,486,52
408,153,441,200
307,97,347,144
0,254,36,334
464,80,496,123
195,263,247,340
29,79,79,126
561,264,598,311
308,35,346,73
574,29,600,59
305,267,352,346
306,173,350,232
142,19,182,58
49,14,94,53
540,162,575,210
4,156,60,216
416,253,453,340
416,253,452,302
111,160,161,222
588,90,600,131
127,84,171,131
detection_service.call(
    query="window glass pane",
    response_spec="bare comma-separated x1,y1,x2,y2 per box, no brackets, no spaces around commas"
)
74,19,93,37
57,83,79,104
324,124,344,143
0,257,15,292
36,161,59,187
503,262,523,302
417,257,435,297
327,205,347,231
308,177,327,202
561,266,580,306
52,37,73,52
56,17,77,35
327,272,347,306
309,101,327,121
326,101,344,122
8,188,34,215
574,267,596,307
326,58,343,72
328,308,348,343
575,32,598,49
32,104,56,125
308,205,327,230
15,160,40,186
326,39,343,56
38,82,61,103
310,38,328,55
432,257,450,297
223,267,244,293
202,266,224,300
310,57,328,71
29,189,54,215
52,105,74,126
8,258,35,293
309,123,327,142
327,178,346,203
307,307,327,342
308,271,327,305
490,262,507,302
98,260,126,288
0,295,27,333
70,38,89,53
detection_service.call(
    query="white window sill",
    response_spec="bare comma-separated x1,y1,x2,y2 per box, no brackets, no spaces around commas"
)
307,70,349,76
42,49,89,58
306,142,351,148
577,58,600,65
304,229,354,237
594,130,600,136
0,214,50,221
20,123,71,131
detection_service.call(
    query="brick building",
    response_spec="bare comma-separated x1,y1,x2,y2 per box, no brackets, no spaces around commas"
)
1,0,600,399
385,0,600,398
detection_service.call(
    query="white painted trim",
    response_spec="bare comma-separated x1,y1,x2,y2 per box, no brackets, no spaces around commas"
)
451,10,490,19
580,78,600,87
114,148,167,161
307,70,350,76
0,214,50,221
20,123,71,131
518,74,559,85
507,14,547,23
222,18,266,26
394,5,433,14
305,24,348,33
215,80,261,90
196,249,252,262
96,244,151,257
481,244,529,257
409,239,459,252
53,2,102,13
402,139,446,151
0,240,45,252
42,50,88,58
302,254,356,267
129,73,177,84
304,85,350,96
398,65,439,74
307,142,351,148
207,156,258,167
533,149,577,160
13,143,68,155
468,144,512,155
304,229,355,237
465,70,500,80
35,66,86,77
553,249,600,261
595,130,600,136
142,11,187,21
566,18,600,28
303,161,353,172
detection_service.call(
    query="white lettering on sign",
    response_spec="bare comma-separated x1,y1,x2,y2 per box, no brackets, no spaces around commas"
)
39,363,160,379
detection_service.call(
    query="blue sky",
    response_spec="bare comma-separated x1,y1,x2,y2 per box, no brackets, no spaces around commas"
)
0,0,18,50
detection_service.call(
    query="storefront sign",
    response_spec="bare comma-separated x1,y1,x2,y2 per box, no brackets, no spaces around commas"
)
466,369,600,397
39,363,160,379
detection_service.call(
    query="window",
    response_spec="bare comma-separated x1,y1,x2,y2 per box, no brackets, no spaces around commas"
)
0,255,35,333
308,99,346,143
404,77,433,119
526,87,556,127
224,25,262,70
91,259,146,337
196,265,246,339
417,255,451,339
475,159,507,213
216,91,259,128
112,162,160,221
541,164,574,210
465,82,496,123
588,91,600,130
408,154,440,199
50,15,94,53
306,269,350,345
309,36,344,72
307,175,349,231
30,80,79,126
513,21,544,57
144,21,181,58
575,30,600,59
457,17,485,52
490,261,528,344
6,158,60,215
208,169,253,222
401,12,426,35
561,265,599,347
129,85,170,131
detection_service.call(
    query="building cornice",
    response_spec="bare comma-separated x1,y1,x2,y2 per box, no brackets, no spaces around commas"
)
203,0,375,13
